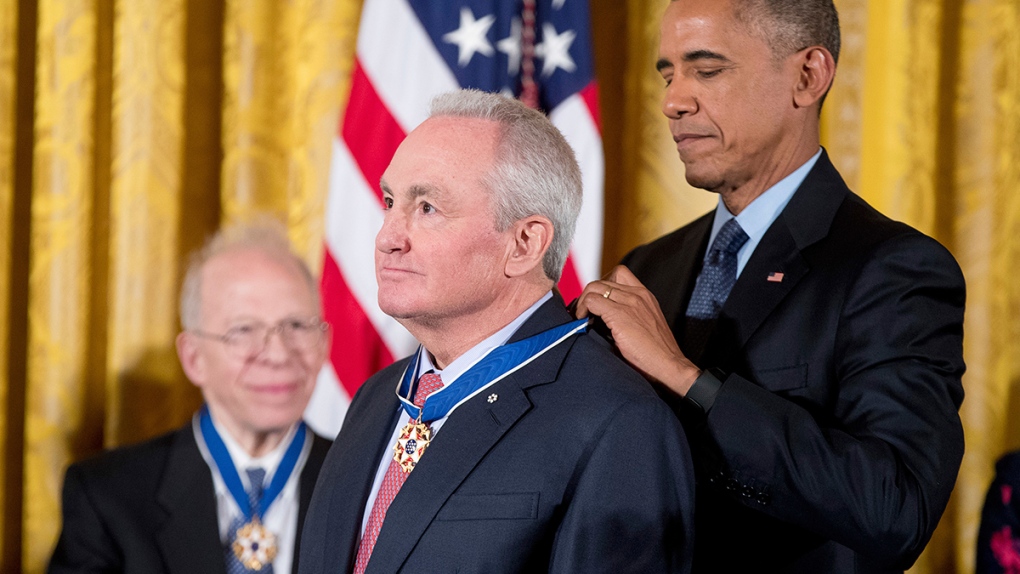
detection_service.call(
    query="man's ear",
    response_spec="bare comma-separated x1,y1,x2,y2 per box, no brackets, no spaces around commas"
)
176,331,206,388
505,215,554,278
793,46,836,109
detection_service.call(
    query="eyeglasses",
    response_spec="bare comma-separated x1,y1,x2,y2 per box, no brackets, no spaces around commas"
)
190,317,328,359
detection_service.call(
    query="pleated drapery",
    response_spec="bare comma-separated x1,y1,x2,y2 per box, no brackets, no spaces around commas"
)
1,2,1018,573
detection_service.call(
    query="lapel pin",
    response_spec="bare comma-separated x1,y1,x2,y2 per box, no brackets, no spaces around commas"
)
767,272,785,283
487,394,498,403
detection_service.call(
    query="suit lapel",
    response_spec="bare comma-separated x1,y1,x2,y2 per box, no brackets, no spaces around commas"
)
365,298,576,574
293,433,331,572
320,367,408,573
296,433,331,533
647,213,712,337
712,151,849,352
155,427,224,574
714,222,808,350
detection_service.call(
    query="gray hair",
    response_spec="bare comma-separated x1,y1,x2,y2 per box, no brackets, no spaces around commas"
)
179,219,319,330
428,89,583,282
731,0,841,65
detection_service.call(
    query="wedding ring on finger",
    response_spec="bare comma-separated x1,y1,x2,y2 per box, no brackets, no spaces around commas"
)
603,287,614,299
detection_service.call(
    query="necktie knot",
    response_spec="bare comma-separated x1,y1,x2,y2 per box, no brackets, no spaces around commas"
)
414,372,444,407
712,218,749,256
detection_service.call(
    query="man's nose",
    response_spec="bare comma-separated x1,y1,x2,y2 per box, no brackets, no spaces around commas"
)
255,326,292,364
376,211,410,253
662,78,697,119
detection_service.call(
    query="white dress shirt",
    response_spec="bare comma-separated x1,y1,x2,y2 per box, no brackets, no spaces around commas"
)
193,413,312,574
359,291,554,537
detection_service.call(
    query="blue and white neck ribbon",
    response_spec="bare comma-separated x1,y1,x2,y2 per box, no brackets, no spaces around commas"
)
199,405,306,521
396,318,589,423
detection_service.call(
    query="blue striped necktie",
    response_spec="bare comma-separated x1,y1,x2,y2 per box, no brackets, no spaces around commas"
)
225,467,273,574
683,219,749,360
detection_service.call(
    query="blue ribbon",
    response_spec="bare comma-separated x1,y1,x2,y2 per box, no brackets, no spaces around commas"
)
199,405,307,521
396,317,589,422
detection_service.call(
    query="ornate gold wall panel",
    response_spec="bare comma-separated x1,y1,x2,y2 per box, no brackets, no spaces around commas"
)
0,0,16,562
221,0,359,272
23,1,98,571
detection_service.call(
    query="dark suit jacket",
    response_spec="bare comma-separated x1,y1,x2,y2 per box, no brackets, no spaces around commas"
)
48,422,332,574
298,297,695,574
622,151,966,574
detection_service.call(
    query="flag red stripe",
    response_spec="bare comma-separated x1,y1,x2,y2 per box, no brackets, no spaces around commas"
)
320,246,394,397
556,254,584,303
579,81,602,134
341,60,408,204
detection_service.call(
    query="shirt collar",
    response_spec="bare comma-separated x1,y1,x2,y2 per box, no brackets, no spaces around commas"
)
707,149,822,277
708,148,823,251
417,291,554,386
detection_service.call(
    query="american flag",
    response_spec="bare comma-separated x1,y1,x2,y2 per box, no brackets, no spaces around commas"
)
305,0,604,437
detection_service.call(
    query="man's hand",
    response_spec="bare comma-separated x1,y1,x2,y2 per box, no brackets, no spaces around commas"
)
574,265,701,397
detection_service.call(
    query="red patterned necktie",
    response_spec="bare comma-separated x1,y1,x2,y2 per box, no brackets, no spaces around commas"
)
353,372,444,574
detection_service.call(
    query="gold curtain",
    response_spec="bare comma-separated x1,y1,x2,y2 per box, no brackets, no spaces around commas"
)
0,0,16,566
1,1,1018,573
0,0,359,571
220,0,353,269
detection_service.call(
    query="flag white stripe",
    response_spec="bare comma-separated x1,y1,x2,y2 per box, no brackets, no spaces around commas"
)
306,365,350,438
324,139,418,356
357,0,460,133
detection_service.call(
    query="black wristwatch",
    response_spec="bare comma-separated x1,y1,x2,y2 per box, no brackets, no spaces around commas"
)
684,367,726,414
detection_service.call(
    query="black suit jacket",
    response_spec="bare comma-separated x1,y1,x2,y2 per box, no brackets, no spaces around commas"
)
622,151,966,573
299,297,695,574
48,422,331,574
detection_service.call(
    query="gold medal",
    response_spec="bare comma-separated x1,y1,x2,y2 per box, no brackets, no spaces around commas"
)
393,420,432,473
231,517,278,571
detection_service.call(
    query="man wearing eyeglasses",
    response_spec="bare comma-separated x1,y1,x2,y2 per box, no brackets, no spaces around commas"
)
49,222,333,574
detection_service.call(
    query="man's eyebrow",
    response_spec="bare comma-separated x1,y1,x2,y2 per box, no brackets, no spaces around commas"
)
378,180,442,199
682,49,732,63
408,183,440,199
656,50,733,72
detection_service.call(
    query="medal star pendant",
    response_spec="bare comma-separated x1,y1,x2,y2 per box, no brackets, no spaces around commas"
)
394,420,433,473
232,517,278,570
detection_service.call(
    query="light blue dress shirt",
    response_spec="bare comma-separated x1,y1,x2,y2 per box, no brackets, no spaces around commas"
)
706,149,822,278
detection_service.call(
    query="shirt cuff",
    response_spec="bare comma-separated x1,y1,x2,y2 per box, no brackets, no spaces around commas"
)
684,368,725,414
